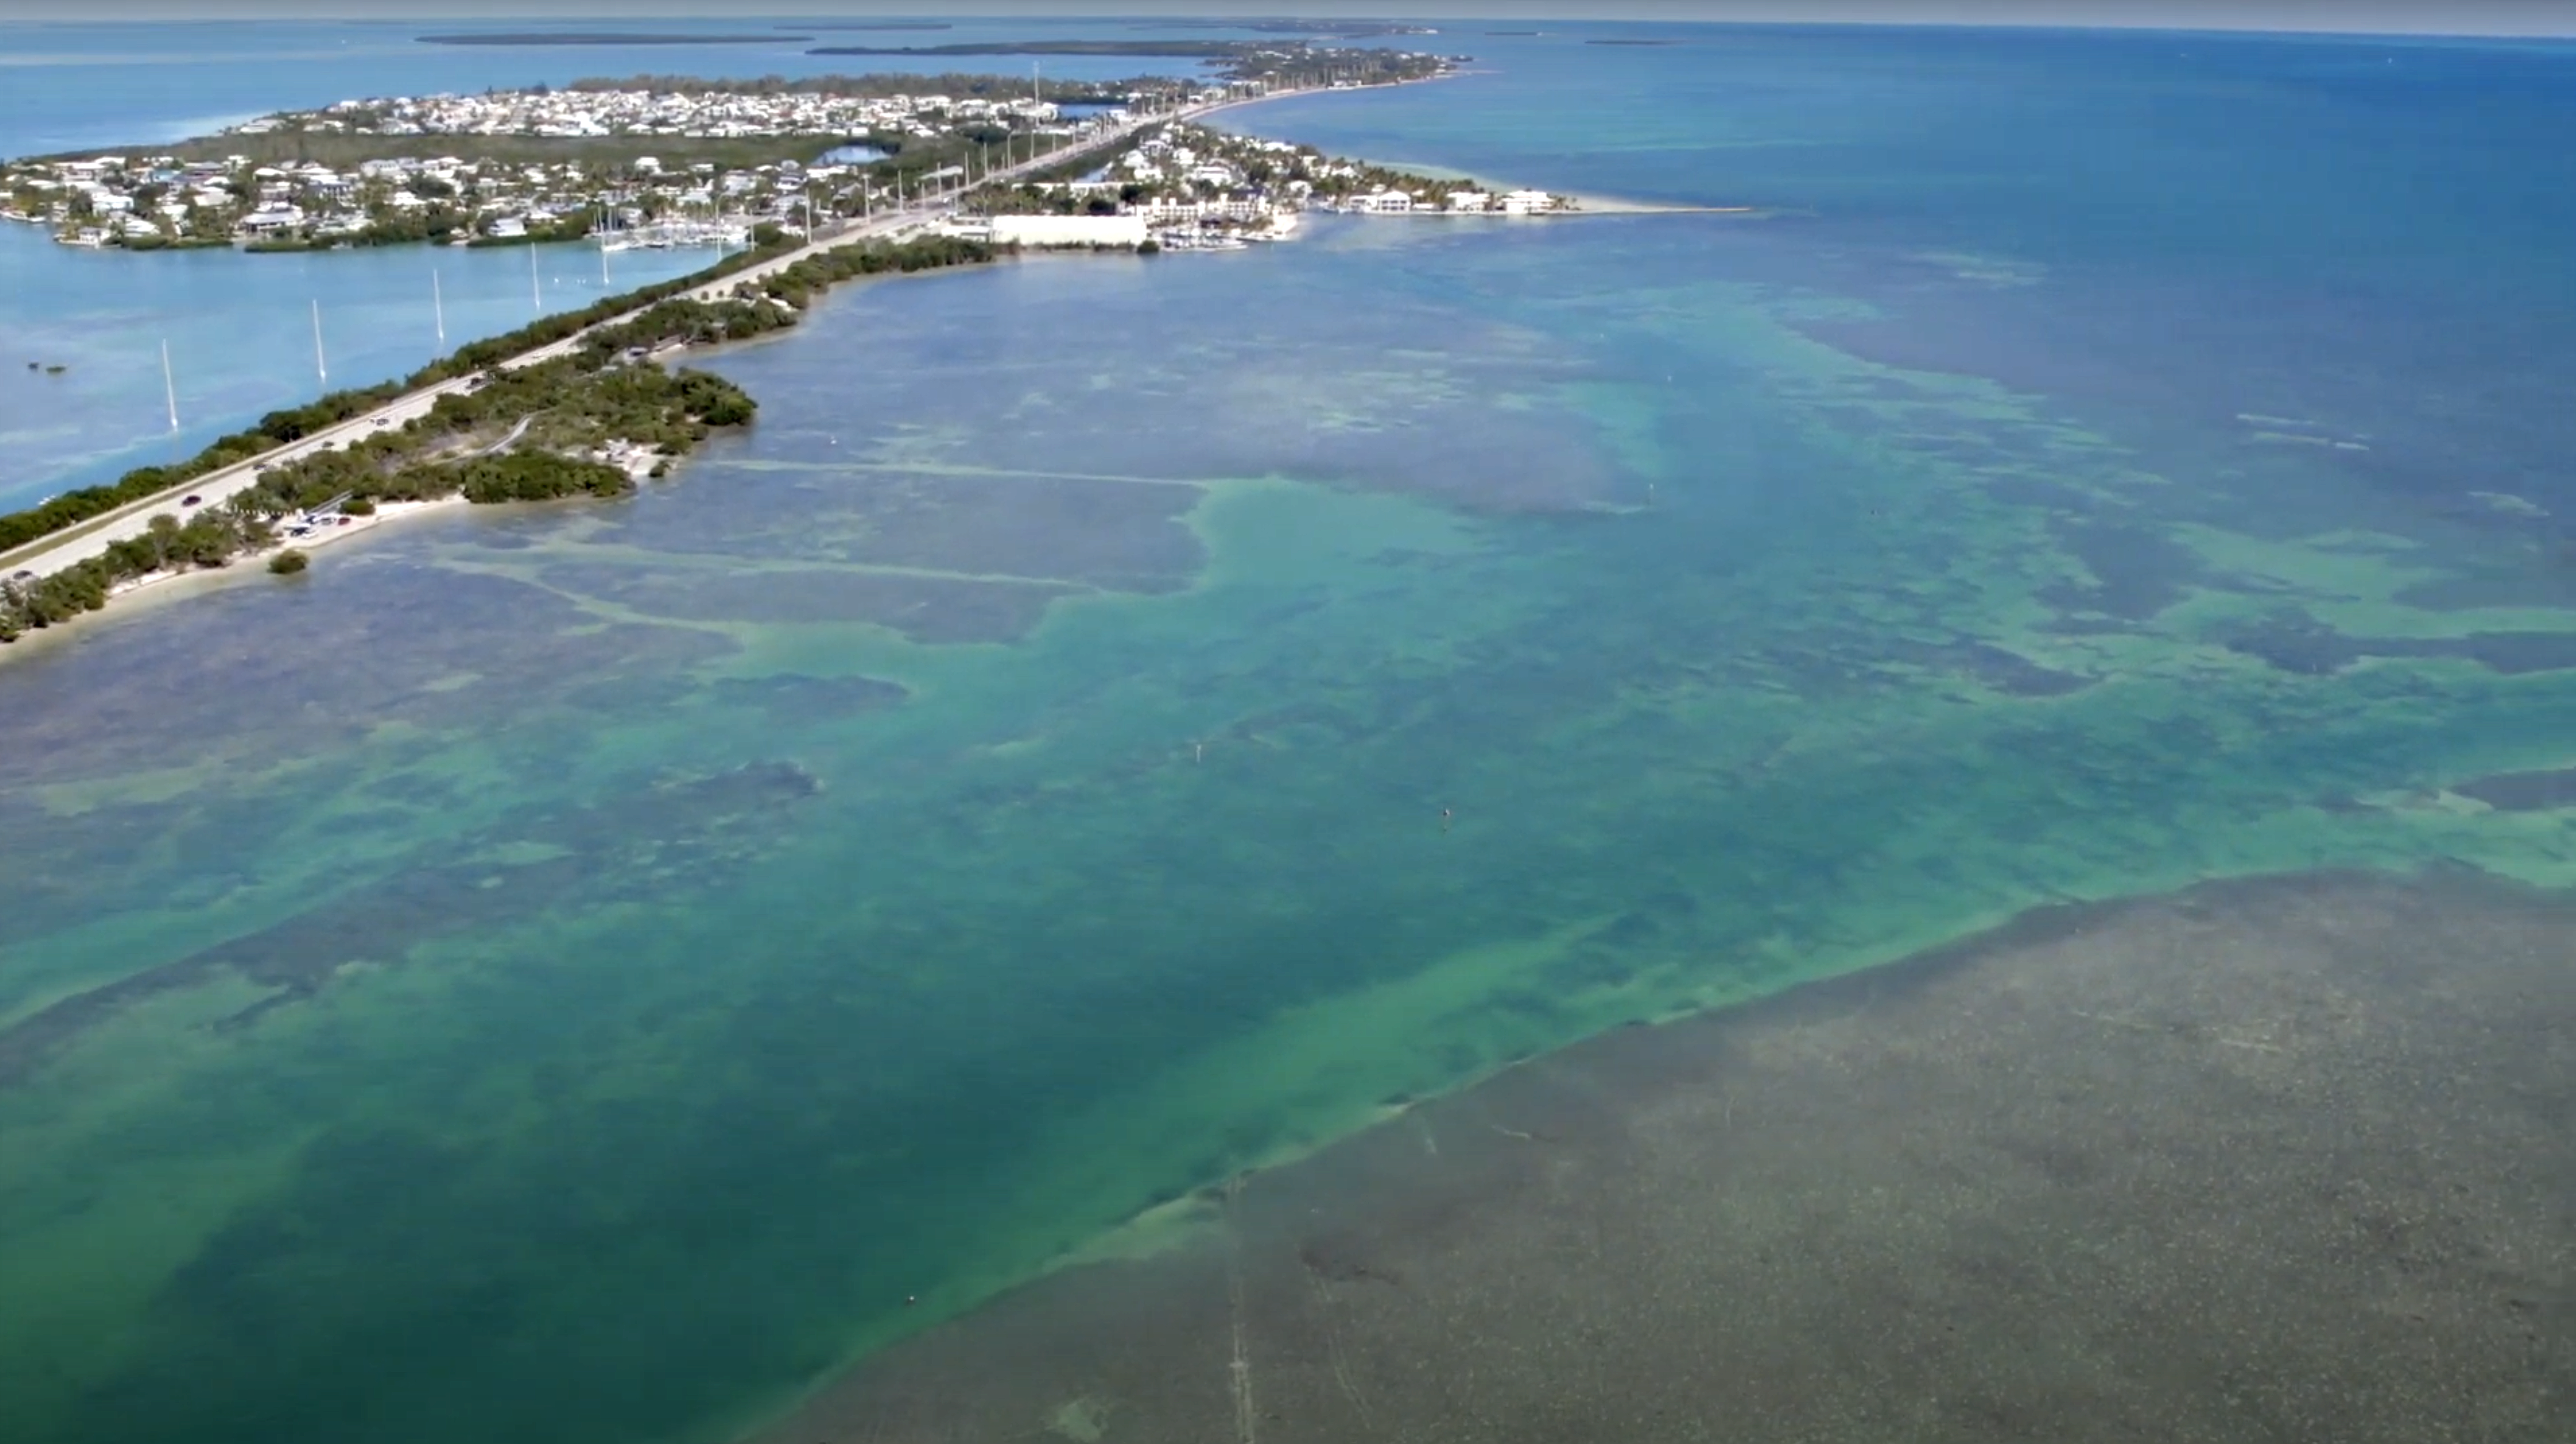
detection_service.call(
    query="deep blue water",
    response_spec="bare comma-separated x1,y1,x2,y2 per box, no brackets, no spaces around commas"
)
1238,23,2576,514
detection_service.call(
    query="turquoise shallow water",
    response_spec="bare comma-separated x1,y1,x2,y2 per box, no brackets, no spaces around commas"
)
5,23,2576,1444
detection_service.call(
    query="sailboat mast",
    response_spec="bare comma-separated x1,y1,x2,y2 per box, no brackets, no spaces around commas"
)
310,299,327,385
432,268,445,346
161,339,178,431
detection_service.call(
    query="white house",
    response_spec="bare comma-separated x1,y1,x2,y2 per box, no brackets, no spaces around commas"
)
238,203,305,232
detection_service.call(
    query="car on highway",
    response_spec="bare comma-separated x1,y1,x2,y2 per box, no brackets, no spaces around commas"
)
182,495,201,507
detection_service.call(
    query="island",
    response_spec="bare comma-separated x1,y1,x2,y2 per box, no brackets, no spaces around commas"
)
1136,20,1439,36
418,33,814,46
4,77,1146,251
804,38,1463,94
0,52,1623,647
0,40,1455,253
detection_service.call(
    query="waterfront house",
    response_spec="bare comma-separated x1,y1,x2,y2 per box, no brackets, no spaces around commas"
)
238,203,304,234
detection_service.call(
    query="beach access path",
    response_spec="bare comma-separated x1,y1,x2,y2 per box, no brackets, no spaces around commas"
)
0,89,1273,588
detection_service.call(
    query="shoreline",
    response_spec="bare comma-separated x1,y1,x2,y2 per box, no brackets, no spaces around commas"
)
1363,197,1759,217
0,494,472,668
740,864,2576,1444
90,417,673,617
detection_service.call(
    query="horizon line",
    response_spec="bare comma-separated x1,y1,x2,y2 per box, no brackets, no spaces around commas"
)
2,20,2574,40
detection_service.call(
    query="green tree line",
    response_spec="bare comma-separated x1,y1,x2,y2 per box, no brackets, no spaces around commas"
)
0,229,802,556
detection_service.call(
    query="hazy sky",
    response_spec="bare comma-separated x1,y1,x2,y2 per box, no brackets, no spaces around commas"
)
0,0,2571,35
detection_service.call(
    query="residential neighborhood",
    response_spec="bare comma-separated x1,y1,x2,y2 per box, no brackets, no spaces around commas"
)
0,65,1554,259
0,148,887,251
950,121,1575,251
0,84,1111,252
239,84,1072,143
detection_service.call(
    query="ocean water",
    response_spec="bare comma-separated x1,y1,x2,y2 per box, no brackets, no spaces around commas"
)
5,21,2576,1444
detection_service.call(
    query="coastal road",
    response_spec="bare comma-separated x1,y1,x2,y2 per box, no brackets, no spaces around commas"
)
0,211,926,585
0,90,1267,588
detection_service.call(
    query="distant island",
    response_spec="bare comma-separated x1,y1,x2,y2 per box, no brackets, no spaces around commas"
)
802,39,1460,90
1587,39,1682,47
419,33,811,47
788,22,954,31
1130,19,1437,37
810,41,1258,58
804,39,1467,90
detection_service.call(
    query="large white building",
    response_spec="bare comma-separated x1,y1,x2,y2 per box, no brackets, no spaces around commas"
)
989,214,1149,248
